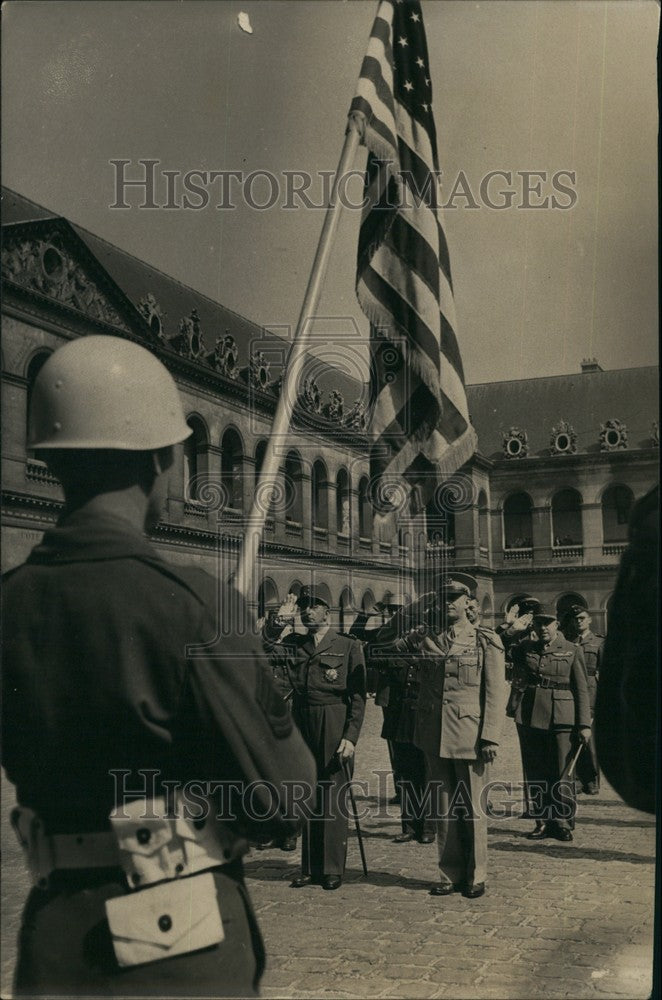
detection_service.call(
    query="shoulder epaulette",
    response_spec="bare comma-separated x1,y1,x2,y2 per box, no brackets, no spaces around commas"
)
476,626,505,651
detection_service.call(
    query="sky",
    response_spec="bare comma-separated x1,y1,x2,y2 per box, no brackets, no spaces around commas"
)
1,0,659,385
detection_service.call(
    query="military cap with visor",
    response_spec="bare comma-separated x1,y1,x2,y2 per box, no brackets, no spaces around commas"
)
437,572,477,597
296,587,330,610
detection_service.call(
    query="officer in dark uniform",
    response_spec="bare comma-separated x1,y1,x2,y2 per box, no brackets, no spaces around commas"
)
2,336,316,997
263,586,366,890
511,607,592,842
369,598,435,844
572,606,603,794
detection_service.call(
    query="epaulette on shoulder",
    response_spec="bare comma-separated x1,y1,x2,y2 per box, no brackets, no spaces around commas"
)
476,626,504,651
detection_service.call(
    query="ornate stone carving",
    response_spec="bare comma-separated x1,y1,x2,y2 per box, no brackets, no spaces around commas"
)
323,390,344,423
175,308,206,360
502,427,528,459
137,293,166,341
2,234,129,330
599,418,628,451
212,333,239,379
249,350,271,391
549,419,577,455
345,399,368,432
651,421,659,448
300,377,321,413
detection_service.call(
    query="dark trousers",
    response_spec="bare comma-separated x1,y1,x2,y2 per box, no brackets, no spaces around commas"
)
392,741,435,838
301,761,352,878
15,862,264,997
516,725,578,830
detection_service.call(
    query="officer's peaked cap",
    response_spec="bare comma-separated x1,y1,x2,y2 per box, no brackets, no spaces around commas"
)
519,597,542,615
531,605,557,623
296,586,330,609
438,573,477,597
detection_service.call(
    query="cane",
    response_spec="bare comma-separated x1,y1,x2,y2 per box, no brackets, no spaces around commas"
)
342,759,369,877
559,741,584,782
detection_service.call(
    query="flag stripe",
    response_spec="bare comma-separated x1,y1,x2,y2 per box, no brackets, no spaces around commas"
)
352,0,476,515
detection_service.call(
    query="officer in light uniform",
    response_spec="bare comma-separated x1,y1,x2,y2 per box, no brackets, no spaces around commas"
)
511,607,592,842
2,336,316,997
406,574,508,898
572,606,603,794
263,586,366,891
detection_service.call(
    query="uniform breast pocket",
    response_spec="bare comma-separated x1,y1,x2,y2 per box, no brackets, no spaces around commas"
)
550,655,572,680
458,654,481,686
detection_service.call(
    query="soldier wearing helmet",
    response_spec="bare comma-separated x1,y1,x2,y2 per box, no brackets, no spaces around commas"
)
2,335,316,997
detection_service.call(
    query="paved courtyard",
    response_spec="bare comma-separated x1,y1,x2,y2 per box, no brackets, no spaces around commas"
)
2,700,656,999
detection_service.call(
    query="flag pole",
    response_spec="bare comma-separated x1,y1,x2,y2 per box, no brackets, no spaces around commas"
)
235,116,363,604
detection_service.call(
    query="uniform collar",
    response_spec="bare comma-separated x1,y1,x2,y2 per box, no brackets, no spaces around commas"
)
312,624,331,647
27,508,157,564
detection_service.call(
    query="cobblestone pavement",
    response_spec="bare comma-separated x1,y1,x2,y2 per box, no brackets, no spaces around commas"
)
1,700,656,999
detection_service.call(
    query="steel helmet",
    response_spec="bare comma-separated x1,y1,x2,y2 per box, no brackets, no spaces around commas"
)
29,336,192,450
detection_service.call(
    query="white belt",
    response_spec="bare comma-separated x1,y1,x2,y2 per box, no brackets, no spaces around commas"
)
11,796,238,890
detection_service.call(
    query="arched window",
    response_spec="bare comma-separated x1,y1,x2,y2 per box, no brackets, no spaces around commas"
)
481,595,492,626
285,451,303,523
361,589,375,613
311,459,328,530
425,495,455,548
601,484,634,543
221,428,243,511
336,468,351,536
359,476,372,539
257,578,279,620
183,416,208,501
503,493,532,549
398,526,410,550
339,587,355,634
254,440,268,484
25,350,52,450
478,490,489,551
552,488,582,546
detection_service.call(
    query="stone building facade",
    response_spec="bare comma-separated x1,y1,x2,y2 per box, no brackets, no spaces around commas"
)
2,188,658,632
1,188,415,628
428,364,659,632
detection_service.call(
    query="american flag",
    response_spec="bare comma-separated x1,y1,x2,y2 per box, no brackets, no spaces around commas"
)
350,0,476,515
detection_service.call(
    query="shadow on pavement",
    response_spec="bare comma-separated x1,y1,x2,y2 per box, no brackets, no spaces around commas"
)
489,839,655,865
575,815,656,829
244,858,434,890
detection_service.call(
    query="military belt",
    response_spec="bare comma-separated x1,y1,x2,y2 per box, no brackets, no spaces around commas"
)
528,678,572,690
11,796,238,891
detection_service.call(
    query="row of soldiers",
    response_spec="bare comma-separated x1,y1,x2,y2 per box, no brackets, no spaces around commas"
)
261,576,601,896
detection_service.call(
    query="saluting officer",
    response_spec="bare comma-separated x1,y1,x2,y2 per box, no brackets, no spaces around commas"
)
2,336,316,997
511,607,592,842
572,606,603,794
263,586,366,890
370,596,436,845
405,574,508,898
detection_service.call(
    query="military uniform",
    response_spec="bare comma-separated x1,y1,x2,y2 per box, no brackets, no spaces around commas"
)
267,626,366,879
574,629,603,792
412,623,508,888
511,632,591,833
2,509,316,997
371,644,434,841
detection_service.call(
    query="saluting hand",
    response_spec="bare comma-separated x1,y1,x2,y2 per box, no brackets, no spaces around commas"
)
337,738,355,762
